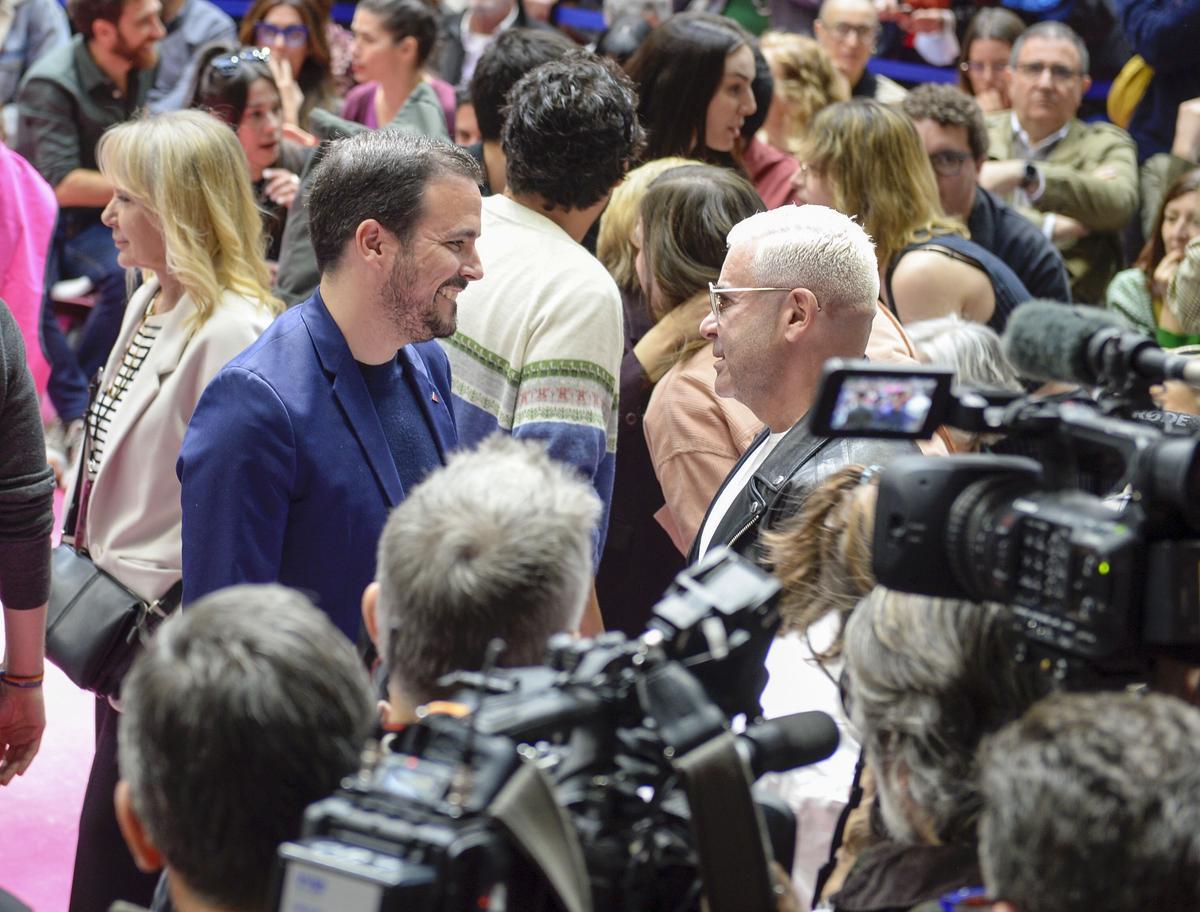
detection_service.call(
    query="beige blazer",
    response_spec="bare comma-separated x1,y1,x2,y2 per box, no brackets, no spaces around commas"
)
79,279,274,600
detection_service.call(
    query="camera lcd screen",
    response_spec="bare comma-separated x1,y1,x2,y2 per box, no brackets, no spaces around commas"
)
810,362,953,439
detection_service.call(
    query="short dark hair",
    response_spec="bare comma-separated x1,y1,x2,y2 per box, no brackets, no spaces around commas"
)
625,12,752,162
117,586,375,912
376,436,599,706
307,131,481,272
469,28,574,142
358,0,438,67
68,0,125,38
188,44,277,127
979,690,1200,912
502,51,644,210
900,82,989,160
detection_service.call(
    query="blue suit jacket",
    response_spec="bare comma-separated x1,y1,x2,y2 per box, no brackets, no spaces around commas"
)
177,291,457,639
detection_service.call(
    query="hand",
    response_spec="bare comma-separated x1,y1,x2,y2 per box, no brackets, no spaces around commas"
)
267,54,304,128
263,167,301,209
1151,380,1200,415
1172,96,1200,162
0,685,45,785
1052,214,1090,242
1154,250,1185,300
974,87,1006,114
281,124,318,148
978,159,1026,194
771,862,802,912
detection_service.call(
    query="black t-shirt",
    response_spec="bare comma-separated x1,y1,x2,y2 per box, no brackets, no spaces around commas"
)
358,354,442,494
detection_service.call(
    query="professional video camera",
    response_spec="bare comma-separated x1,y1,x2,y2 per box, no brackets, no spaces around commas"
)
806,301,1200,680
272,549,840,912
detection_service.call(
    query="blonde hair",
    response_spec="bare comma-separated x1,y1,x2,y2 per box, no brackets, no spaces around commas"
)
763,464,879,664
799,99,965,272
596,156,695,293
760,31,849,156
97,110,283,325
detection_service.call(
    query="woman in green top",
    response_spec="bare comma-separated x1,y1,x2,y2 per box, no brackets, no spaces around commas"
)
1106,168,1200,347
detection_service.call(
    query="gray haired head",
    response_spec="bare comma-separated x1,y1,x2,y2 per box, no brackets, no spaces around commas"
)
117,585,375,911
842,587,1050,845
979,690,1200,912
376,434,601,705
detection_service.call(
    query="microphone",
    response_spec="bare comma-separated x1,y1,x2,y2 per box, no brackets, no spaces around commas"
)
1002,300,1200,388
738,710,839,777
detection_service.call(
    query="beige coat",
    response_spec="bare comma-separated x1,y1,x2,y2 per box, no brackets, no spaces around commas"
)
986,113,1139,304
77,279,274,600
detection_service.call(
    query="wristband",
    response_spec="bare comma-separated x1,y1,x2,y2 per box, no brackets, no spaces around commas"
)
0,670,45,688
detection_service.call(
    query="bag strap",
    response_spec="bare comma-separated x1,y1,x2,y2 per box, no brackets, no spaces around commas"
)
62,372,102,541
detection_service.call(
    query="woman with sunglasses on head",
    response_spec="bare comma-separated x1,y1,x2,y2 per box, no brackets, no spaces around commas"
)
341,0,453,136
239,0,339,131
68,109,283,912
957,7,1025,114
793,99,1029,333
190,45,313,265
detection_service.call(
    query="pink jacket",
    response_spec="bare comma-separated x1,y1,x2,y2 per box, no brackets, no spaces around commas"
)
0,143,57,398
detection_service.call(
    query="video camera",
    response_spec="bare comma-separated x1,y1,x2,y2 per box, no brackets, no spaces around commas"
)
806,302,1200,681
271,549,840,912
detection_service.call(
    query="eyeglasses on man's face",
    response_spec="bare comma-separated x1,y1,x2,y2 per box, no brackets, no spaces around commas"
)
929,149,972,178
209,47,271,76
1012,61,1084,83
255,22,309,47
822,20,878,43
707,283,795,322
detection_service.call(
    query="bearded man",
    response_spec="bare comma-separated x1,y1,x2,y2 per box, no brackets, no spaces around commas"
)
178,132,482,639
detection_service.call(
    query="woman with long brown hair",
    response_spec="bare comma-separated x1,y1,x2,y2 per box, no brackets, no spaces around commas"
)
793,99,1029,332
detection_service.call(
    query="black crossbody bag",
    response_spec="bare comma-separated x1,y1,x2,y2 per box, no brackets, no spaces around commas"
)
45,377,182,697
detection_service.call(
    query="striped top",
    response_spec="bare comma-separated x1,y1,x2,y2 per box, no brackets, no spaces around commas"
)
86,295,164,480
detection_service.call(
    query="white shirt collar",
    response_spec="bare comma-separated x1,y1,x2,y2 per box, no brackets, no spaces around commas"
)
1011,111,1071,158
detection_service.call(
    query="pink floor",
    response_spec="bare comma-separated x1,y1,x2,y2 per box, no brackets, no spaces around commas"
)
0,662,94,910
2,487,94,911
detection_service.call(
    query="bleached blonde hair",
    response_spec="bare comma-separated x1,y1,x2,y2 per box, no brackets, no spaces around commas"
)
97,109,282,326
727,203,880,314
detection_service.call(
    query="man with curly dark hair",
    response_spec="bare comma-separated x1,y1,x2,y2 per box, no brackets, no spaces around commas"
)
441,51,643,632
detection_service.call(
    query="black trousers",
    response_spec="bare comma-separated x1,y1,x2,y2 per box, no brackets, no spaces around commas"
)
68,697,158,912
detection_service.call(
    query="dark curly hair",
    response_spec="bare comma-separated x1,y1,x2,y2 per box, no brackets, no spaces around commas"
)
501,51,645,211
900,82,990,161
470,28,575,143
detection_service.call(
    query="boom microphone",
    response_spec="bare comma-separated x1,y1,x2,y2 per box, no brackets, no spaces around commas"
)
738,710,839,776
1002,300,1200,388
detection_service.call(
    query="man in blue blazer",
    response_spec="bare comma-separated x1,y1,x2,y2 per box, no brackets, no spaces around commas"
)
177,133,484,640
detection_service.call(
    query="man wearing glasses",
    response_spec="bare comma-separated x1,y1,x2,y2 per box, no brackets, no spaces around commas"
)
981,21,1137,304
814,0,907,106
902,83,1071,304
687,205,916,564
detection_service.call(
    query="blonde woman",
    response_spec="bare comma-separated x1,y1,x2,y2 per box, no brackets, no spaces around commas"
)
69,109,283,912
758,32,848,157
793,99,1030,332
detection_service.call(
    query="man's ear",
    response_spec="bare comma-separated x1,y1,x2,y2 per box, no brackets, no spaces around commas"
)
362,581,381,650
114,781,165,873
353,219,391,266
1081,74,1093,96
90,18,117,48
782,286,819,342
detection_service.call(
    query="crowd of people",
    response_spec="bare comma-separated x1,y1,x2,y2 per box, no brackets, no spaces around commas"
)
2,0,1200,910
